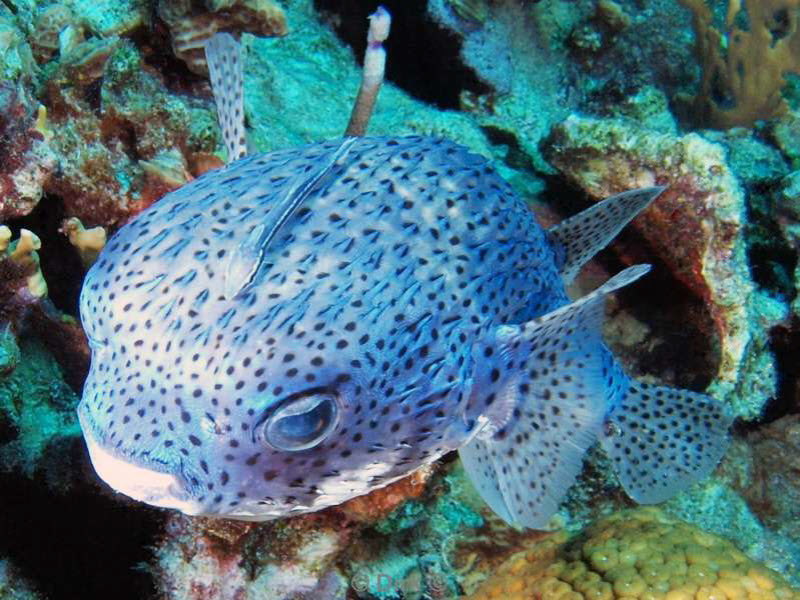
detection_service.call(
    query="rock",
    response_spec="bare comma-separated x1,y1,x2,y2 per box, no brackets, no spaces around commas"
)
543,114,768,416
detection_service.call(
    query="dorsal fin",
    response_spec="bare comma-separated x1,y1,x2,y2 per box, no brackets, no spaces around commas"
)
204,33,247,163
223,137,359,300
546,186,665,283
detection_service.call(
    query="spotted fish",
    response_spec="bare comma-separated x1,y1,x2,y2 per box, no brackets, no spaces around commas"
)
76,34,731,528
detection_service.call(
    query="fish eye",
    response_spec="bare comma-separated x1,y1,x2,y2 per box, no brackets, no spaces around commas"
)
262,392,339,452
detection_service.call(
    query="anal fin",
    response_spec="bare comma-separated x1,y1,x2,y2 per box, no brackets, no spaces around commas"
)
546,187,665,283
459,265,650,529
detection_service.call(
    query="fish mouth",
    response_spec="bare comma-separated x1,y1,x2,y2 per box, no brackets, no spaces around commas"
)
77,402,205,515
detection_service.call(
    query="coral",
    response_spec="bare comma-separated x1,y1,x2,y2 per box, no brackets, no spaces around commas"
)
566,0,631,66
337,464,434,523
0,11,36,82
60,35,122,87
0,226,47,308
543,114,775,418
28,3,77,63
69,0,146,38
42,42,219,226
0,82,57,222
0,336,80,482
0,225,90,390
0,559,44,600
766,112,800,170
737,416,800,542
679,0,800,129
152,512,351,599
464,507,800,600
61,217,106,268
157,0,287,74
244,1,493,157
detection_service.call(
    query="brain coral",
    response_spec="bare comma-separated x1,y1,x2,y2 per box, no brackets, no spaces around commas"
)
464,507,800,600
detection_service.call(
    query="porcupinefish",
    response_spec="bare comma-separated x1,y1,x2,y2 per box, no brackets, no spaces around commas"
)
76,31,731,528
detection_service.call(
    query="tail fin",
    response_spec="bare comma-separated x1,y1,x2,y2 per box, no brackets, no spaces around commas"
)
204,33,247,163
459,265,650,529
601,380,732,503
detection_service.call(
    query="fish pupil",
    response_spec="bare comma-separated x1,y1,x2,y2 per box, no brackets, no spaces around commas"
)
265,393,338,451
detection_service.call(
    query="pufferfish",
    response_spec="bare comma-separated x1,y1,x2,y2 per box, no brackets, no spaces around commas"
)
76,28,731,529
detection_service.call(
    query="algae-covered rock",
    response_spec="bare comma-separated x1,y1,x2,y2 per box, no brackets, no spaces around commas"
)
0,559,44,600
43,41,219,226
242,0,493,159
543,113,775,419
0,337,80,482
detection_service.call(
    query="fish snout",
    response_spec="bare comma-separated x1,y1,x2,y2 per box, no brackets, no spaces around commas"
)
78,401,206,515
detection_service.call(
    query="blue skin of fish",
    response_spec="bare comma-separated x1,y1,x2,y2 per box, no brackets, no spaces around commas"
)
78,135,729,526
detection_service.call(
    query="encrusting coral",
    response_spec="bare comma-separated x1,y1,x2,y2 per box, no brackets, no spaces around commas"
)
464,507,800,600
0,83,57,222
543,114,758,413
157,0,288,74
680,0,800,128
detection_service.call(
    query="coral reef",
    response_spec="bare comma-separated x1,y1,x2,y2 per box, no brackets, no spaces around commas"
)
157,0,288,74
151,498,371,598
28,3,76,63
0,225,89,391
679,0,800,129
41,40,219,227
0,559,43,600
737,416,800,544
0,8,36,82
465,507,800,600
0,335,80,483
543,112,773,417
0,83,57,222
0,0,797,597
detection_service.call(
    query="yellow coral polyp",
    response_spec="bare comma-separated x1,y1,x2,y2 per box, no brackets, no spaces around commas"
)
62,217,106,268
34,105,53,140
0,225,11,253
463,508,800,600
4,228,47,298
